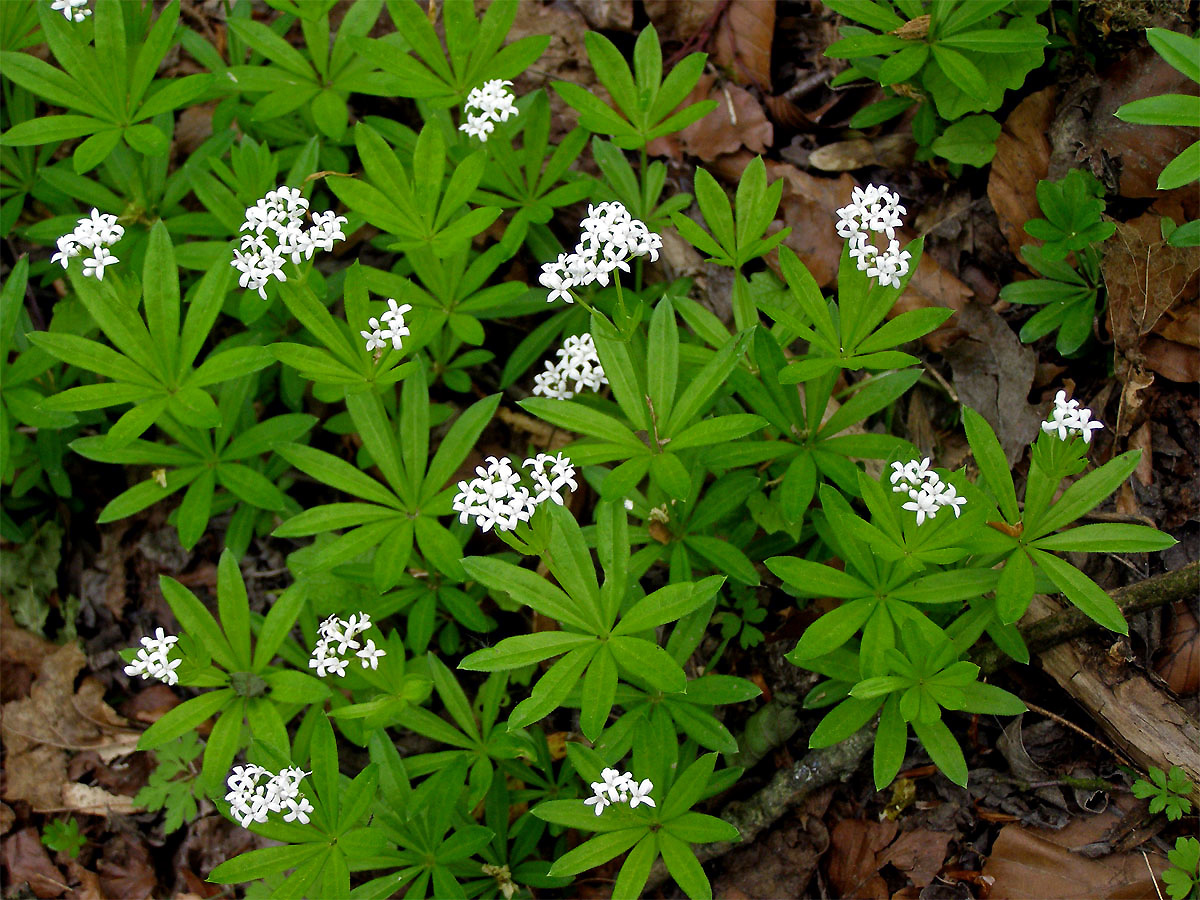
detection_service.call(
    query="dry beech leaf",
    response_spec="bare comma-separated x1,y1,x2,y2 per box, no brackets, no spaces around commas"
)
808,139,877,172
713,0,775,91
983,805,1168,899
988,87,1055,257
1102,213,1200,387
573,0,632,31
2,827,66,899
678,75,773,161
643,0,721,40
61,783,143,817
828,819,897,900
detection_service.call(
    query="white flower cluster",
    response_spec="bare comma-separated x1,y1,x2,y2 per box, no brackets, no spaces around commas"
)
225,764,313,827
1041,390,1103,444
531,333,607,400
231,186,347,300
123,627,182,686
51,0,91,22
452,453,577,533
889,457,967,527
835,184,912,289
51,208,124,280
459,79,518,142
584,768,655,816
308,613,386,678
538,202,662,304
361,298,413,353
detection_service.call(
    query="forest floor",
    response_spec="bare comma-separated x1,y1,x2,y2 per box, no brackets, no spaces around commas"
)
2,1,1198,898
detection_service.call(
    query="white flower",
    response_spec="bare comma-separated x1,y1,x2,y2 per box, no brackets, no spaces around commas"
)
51,0,91,21
835,184,910,288
627,779,656,809
123,628,183,685
356,639,386,670
230,186,345,299
889,457,966,526
452,454,577,532
460,80,518,141
309,613,378,677
583,769,654,816
531,333,607,400
226,765,313,829
53,208,124,277
584,788,611,816
537,202,660,303
361,318,388,352
1041,390,1103,444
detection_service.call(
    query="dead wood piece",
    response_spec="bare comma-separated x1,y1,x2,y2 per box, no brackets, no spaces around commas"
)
974,561,1200,675
643,723,874,891
1025,590,1200,803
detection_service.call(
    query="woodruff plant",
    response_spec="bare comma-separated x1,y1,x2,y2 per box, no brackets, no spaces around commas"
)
0,2,1179,898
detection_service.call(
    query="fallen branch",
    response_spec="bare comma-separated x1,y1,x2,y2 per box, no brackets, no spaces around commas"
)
974,561,1199,675
644,722,874,891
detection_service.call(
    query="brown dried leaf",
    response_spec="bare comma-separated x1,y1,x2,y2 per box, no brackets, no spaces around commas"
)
808,139,878,172
943,302,1041,465
877,828,952,889
767,162,856,287
679,75,773,161
988,88,1055,257
1102,213,1200,387
983,806,1168,899
2,827,66,899
644,0,721,41
1084,46,1200,200
61,783,142,817
573,0,632,31
828,819,897,900
713,0,774,91
97,834,157,900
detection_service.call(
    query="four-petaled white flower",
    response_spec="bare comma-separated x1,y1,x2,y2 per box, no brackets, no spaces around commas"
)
835,185,911,289
583,769,653,816
452,453,578,533
308,612,384,678
53,209,124,280
1041,390,1104,444
363,299,413,353
226,765,313,828
231,186,347,300
123,627,183,685
532,333,608,400
537,202,662,304
51,0,91,22
889,457,967,527
459,79,519,142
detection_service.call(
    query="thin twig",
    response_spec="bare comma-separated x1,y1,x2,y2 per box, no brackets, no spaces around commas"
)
1022,700,1134,767
1144,849,1165,900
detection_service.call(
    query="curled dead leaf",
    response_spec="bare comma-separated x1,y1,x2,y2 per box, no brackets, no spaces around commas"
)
808,139,877,172
61,783,142,817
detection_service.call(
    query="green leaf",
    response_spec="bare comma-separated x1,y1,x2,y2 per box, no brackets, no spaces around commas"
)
615,577,724,635
662,752,718,819
159,576,237,671
611,836,660,900
509,647,595,730
138,688,233,750
215,549,251,670
1032,549,1127,634
874,696,906,790
1158,141,1200,191
217,463,288,511
580,645,618,741
462,556,596,632
659,832,712,899
459,632,595,671
911,715,968,787
1146,28,1200,83
666,811,741,844
1033,523,1176,553
940,28,1049,54
1115,95,1198,127
275,443,401,509
878,44,930,85
518,397,642,450
930,114,1000,166
253,585,306,671
1030,451,1140,537
609,636,686,693
550,829,646,877
930,45,989,102
208,844,323,885
765,558,870,598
